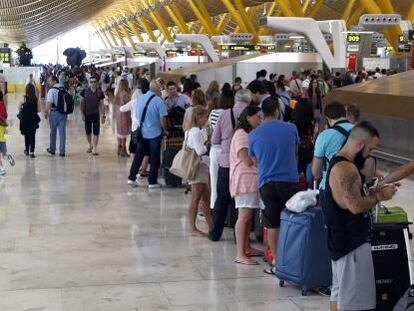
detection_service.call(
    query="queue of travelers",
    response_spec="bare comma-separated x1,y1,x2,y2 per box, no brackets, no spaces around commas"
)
1,63,407,310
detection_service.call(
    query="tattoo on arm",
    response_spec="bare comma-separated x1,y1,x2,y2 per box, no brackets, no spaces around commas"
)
339,170,360,206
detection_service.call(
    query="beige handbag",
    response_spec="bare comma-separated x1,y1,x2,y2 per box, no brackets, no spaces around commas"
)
170,134,201,180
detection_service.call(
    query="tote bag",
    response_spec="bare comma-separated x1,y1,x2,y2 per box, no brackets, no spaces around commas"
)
170,134,200,180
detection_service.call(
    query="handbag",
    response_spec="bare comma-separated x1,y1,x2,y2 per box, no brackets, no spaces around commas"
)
169,134,201,180
132,94,156,144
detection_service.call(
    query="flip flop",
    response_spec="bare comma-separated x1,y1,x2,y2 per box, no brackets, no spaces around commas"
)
92,152,99,156
246,249,264,257
86,147,92,153
234,258,259,265
263,266,276,275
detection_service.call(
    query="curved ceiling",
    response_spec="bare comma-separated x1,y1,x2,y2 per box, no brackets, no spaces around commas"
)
0,0,413,48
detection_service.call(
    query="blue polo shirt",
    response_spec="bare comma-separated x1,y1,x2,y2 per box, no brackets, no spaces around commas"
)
135,91,168,139
314,122,354,190
248,120,299,188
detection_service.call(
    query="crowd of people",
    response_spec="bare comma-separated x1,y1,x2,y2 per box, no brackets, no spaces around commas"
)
0,62,408,310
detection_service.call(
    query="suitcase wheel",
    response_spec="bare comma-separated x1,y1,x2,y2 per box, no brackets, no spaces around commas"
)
301,287,308,296
279,280,284,287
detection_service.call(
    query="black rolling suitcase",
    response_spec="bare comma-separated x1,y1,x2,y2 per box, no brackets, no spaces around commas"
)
162,129,184,188
372,204,413,311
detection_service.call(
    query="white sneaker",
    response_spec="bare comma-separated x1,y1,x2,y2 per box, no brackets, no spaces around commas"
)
6,154,15,167
148,183,162,189
127,180,139,188
0,168,5,176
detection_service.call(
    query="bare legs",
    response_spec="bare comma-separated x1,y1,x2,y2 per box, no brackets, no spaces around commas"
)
117,138,128,157
188,182,212,236
267,228,279,266
235,208,258,264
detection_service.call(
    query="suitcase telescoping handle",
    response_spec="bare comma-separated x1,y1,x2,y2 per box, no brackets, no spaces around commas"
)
374,203,380,224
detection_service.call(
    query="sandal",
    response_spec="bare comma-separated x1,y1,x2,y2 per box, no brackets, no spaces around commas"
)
263,266,276,275
246,248,264,257
86,147,93,153
234,258,259,265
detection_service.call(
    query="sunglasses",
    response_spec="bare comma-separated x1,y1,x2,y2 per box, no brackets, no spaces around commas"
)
90,81,97,83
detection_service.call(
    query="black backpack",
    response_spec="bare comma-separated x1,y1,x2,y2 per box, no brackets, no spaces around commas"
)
53,87,74,115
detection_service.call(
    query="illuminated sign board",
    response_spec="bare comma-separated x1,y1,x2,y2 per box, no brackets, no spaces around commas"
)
347,34,361,43
399,35,406,43
0,48,11,63
219,45,275,51
398,44,411,52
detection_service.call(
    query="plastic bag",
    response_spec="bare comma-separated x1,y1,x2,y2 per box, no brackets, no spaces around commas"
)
286,190,319,213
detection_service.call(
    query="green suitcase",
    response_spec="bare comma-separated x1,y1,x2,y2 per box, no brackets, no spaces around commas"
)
377,206,409,224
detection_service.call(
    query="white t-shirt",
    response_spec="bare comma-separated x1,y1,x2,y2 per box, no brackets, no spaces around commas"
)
186,127,207,156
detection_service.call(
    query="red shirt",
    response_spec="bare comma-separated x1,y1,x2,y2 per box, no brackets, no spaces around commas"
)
0,101,7,120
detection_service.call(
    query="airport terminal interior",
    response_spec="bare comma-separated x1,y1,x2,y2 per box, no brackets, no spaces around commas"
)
1,0,414,310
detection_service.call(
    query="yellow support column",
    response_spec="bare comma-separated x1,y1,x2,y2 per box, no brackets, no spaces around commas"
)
119,9,144,42
347,5,364,29
165,6,189,33
119,23,137,48
407,2,414,22
198,26,205,34
171,3,190,32
302,0,312,15
93,23,113,48
188,0,216,35
290,0,304,17
194,0,218,34
276,0,296,17
233,0,260,43
342,0,356,23
217,14,231,34
97,21,118,46
138,0,173,42
107,18,127,46
220,0,248,33
308,0,324,18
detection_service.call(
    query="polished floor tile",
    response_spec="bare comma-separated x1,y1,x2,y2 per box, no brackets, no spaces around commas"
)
0,93,413,310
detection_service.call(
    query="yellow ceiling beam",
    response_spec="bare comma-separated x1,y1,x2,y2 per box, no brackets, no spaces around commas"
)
194,0,218,34
220,0,248,33
119,9,144,42
342,0,356,23
188,0,217,35
93,23,113,48
101,21,120,46
128,3,157,42
198,26,205,34
119,22,137,48
217,13,231,34
276,0,296,17
164,5,188,33
164,5,189,33
138,0,173,42
106,17,127,46
302,0,312,15
308,0,324,18
290,0,304,17
233,0,259,43
170,3,190,32
347,5,364,29
407,2,414,22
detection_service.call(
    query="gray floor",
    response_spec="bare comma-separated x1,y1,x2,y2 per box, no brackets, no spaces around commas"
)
0,93,412,311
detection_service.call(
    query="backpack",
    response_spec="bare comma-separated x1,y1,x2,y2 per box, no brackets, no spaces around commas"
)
323,123,351,171
298,135,314,174
53,87,74,115
280,95,293,122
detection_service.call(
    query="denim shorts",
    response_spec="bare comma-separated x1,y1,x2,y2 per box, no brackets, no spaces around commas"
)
0,142,6,155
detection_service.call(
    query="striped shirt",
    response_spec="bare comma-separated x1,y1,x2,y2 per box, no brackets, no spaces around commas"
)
230,129,258,197
209,109,223,132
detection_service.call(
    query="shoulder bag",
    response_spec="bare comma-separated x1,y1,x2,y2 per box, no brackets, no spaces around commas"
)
132,94,156,144
169,133,201,180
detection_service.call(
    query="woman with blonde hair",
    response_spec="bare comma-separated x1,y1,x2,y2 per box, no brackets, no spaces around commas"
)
114,79,131,157
183,89,207,131
205,80,220,103
185,105,212,236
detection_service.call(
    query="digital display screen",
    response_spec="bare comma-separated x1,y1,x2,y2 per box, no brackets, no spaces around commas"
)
0,48,11,63
347,34,361,43
399,35,406,43
219,45,275,51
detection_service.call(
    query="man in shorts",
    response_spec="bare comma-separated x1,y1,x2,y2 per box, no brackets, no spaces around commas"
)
325,121,397,311
248,98,300,272
80,76,105,155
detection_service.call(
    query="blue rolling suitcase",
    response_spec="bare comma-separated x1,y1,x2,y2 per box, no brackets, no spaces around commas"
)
276,207,332,295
